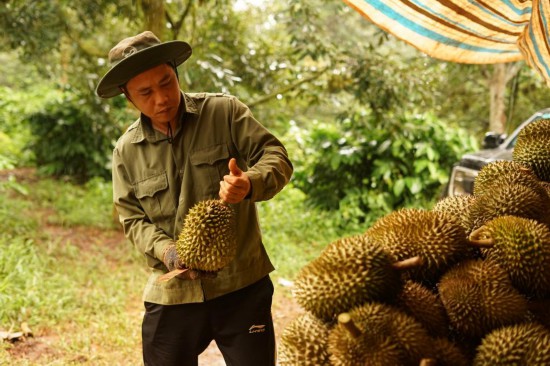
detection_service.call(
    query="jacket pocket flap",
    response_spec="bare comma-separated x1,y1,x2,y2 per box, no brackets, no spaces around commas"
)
189,144,229,166
135,172,168,198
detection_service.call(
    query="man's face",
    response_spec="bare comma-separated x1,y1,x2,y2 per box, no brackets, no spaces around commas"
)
125,63,181,125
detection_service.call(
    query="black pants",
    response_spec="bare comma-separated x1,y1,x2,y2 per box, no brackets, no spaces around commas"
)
142,276,275,366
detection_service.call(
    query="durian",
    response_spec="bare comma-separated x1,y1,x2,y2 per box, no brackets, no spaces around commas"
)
432,194,476,234
328,303,434,366
466,182,550,230
473,160,540,196
292,235,404,322
438,259,528,339
513,118,550,182
176,199,237,272
430,338,471,366
473,322,550,365
365,208,471,284
469,215,550,299
395,280,450,337
278,312,332,366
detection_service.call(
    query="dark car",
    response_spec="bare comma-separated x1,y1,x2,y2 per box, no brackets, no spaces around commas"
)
446,108,550,196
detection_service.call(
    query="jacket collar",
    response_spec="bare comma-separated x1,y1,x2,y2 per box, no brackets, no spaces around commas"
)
131,92,198,143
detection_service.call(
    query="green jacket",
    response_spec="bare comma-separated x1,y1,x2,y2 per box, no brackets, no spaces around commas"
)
112,92,293,305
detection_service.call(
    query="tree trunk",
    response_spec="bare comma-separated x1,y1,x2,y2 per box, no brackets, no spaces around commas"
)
141,0,165,39
488,63,521,133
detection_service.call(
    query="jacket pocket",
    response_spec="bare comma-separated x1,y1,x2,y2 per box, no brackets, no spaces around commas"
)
189,144,230,198
134,172,175,222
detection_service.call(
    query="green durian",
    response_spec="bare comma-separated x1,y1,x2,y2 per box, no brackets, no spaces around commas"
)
473,322,550,365
513,118,550,182
176,199,237,272
278,312,332,366
292,235,403,322
438,259,528,339
469,215,550,299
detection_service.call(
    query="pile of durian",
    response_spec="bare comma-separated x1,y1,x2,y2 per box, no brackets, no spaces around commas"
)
279,118,550,365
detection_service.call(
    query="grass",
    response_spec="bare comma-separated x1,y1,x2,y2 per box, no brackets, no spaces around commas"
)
0,176,361,365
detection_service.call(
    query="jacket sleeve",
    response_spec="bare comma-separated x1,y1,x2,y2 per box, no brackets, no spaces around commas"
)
229,97,293,202
112,147,173,269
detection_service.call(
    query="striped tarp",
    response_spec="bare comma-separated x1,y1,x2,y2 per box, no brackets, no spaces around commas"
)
343,0,550,84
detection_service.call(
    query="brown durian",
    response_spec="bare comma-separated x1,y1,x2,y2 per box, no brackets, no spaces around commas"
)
473,322,550,365
473,160,540,196
432,194,476,234
278,311,332,366
438,259,528,339
395,280,450,337
328,303,434,366
365,208,471,284
292,235,403,322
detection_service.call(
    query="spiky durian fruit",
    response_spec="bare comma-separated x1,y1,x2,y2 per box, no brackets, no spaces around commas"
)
365,208,471,284
395,280,450,337
432,194,477,234
292,235,402,322
513,118,550,182
469,216,550,299
430,338,471,366
473,322,550,365
278,312,332,366
473,160,540,196
176,199,237,272
465,182,550,230
438,259,528,339
328,303,434,366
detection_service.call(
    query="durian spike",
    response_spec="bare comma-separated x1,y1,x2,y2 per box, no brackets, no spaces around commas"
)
468,226,495,248
337,313,362,338
157,268,189,283
391,256,424,271
419,359,437,366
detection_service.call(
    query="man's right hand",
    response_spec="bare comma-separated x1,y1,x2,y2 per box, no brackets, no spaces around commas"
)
162,245,217,280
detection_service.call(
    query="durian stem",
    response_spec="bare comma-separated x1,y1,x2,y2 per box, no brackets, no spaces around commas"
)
337,313,362,338
468,226,494,247
419,359,437,366
157,268,189,283
391,256,424,271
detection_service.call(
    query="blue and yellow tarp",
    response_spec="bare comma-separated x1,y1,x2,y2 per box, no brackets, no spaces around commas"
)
343,0,550,84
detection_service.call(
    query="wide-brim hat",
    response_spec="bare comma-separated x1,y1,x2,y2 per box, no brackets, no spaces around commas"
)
96,31,192,98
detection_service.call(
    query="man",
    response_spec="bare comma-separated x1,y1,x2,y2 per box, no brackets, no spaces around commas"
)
96,31,293,366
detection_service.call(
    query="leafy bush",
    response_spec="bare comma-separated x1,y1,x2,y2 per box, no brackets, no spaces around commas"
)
292,111,478,224
26,87,121,183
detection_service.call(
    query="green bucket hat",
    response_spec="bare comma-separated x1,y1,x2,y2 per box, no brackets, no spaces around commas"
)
96,31,192,98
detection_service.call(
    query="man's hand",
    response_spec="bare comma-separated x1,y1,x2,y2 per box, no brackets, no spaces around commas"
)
161,245,217,281
219,158,251,204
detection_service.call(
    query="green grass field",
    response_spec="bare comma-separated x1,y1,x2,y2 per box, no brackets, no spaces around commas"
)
0,174,361,365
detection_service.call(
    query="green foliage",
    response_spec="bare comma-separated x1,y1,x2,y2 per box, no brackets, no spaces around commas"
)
26,177,116,229
26,87,119,182
292,111,478,224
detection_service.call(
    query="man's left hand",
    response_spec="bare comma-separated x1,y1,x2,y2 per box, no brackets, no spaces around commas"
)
219,158,250,204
